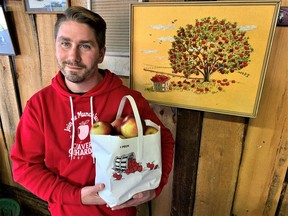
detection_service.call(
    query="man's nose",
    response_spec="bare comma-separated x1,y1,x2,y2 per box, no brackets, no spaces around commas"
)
68,47,81,63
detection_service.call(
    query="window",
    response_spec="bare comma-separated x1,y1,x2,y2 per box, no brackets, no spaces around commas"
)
91,0,139,57
90,0,142,76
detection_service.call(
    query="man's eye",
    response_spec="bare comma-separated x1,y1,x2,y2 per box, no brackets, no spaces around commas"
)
61,41,70,47
80,44,91,50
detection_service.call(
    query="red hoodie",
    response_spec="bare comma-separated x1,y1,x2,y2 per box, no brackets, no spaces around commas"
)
10,70,174,216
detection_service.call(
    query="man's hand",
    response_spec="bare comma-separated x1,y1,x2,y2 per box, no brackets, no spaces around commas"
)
81,183,106,205
110,189,156,210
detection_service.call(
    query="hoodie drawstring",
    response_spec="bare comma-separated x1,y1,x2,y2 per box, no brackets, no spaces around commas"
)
90,96,96,164
90,96,94,126
69,96,94,160
69,96,75,160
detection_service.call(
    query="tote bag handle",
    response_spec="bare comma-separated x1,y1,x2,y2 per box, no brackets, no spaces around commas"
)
116,95,144,159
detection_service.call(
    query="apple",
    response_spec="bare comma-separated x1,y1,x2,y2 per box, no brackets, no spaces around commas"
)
144,126,158,135
111,117,124,134
90,121,113,135
120,114,146,138
117,135,126,139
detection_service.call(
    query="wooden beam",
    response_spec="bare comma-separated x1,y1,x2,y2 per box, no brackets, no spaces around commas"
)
275,169,288,215
0,57,20,186
171,108,203,216
194,113,245,215
232,27,288,216
150,104,177,216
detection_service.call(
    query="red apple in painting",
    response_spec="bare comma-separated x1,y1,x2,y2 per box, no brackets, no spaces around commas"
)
144,126,158,135
120,114,146,138
111,117,124,134
90,121,113,135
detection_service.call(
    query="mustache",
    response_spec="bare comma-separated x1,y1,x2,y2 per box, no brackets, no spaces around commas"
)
63,61,86,68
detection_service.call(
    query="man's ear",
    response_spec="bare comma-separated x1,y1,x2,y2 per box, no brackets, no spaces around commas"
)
98,47,106,63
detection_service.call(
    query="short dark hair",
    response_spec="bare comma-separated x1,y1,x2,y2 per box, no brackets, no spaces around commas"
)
54,6,106,50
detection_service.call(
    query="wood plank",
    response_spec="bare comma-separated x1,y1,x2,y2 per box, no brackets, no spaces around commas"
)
150,105,176,216
171,109,203,216
10,2,43,109
279,194,288,216
136,203,149,216
0,117,14,186
0,57,20,186
193,113,245,215
36,15,58,87
0,124,14,186
278,173,288,216
232,26,288,216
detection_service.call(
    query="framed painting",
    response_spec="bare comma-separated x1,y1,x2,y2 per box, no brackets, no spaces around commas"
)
130,1,280,118
25,0,69,14
0,5,16,55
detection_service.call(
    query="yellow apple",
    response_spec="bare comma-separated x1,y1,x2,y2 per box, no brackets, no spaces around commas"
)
120,114,146,138
90,121,113,135
144,126,158,135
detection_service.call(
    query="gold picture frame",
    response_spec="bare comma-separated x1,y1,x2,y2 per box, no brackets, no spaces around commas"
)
130,1,280,118
25,0,69,14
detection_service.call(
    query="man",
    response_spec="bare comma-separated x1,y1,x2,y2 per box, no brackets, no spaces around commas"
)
10,6,174,216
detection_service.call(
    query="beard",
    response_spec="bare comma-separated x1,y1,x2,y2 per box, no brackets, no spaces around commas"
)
58,61,91,83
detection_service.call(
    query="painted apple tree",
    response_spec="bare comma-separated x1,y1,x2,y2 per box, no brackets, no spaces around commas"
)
166,17,253,93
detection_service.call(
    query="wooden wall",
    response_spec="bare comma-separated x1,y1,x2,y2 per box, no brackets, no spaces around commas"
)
0,0,287,215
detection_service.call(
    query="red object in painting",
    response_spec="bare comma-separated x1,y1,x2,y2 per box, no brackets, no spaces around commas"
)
150,74,170,83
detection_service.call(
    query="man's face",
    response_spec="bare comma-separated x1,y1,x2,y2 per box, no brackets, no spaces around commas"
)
55,21,105,83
